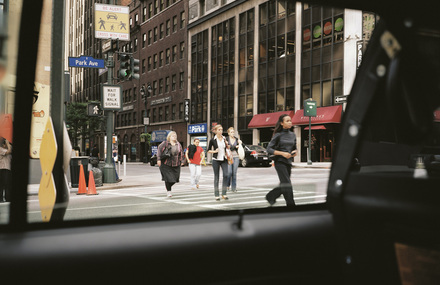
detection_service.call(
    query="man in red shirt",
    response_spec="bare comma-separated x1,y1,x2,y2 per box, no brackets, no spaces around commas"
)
185,138,205,189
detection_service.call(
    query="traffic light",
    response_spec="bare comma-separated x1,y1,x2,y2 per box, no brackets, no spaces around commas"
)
119,53,131,80
130,56,140,80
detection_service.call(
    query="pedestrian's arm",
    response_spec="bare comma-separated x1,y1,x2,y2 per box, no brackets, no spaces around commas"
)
207,140,218,153
185,148,190,163
5,140,12,154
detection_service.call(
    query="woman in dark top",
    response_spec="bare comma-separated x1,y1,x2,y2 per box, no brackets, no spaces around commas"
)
226,127,242,193
207,124,229,201
157,131,184,198
266,114,297,207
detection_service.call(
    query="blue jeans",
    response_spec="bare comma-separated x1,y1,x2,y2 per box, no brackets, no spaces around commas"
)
227,157,239,191
212,159,229,197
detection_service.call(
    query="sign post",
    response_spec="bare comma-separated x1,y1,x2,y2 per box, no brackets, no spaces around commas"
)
304,99,317,165
94,1,128,182
101,84,121,183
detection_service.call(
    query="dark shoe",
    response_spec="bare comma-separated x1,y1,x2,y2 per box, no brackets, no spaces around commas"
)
117,178,122,182
222,195,229,200
266,194,276,206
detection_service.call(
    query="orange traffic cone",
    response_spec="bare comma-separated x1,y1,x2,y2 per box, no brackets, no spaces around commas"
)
77,164,87,195
87,170,98,195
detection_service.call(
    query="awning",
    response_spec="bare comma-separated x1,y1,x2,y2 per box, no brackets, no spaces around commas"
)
304,125,326,130
291,105,343,125
248,110,295,128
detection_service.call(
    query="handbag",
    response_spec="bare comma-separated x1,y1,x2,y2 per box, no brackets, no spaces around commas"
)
160,143,172,160
225,148,234,165
238,144,245,160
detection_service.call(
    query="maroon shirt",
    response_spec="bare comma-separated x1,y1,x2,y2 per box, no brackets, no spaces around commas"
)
157,141,184,167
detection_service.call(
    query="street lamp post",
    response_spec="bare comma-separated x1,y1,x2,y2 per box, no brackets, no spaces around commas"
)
141,83,151,162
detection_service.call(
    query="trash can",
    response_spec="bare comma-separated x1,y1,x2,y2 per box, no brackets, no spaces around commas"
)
70,157,89,188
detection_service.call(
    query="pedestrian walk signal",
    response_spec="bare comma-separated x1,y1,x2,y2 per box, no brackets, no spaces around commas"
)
88,103,102,117
119,53,131,80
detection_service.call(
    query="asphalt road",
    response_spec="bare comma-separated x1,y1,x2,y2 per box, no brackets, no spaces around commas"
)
6,163,330,223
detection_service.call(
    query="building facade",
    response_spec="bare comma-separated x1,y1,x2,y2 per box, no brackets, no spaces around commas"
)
187,0,377,162
114,0,188,161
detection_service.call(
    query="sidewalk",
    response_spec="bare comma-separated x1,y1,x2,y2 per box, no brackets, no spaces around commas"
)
28,162,332,195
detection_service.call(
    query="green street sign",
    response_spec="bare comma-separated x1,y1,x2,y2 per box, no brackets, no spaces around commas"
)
304,99,317,117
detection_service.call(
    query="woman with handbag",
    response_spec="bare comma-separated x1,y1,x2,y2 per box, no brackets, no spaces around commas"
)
207,125,230,201
157,131,184,198
266,114,297,207
226,127,243,193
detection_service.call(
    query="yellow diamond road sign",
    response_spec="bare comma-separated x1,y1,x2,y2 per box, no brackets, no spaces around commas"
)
95,4,130,41
38,117,57,222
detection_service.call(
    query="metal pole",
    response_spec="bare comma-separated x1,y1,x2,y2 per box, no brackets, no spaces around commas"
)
51,0,69,220
307,116,312,165
102,51,117,183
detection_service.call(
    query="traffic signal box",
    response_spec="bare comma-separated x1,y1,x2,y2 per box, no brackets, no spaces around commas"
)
119,53,131,80
131,57,140,80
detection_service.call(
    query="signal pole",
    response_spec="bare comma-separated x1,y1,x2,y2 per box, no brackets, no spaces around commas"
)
102,47,117,183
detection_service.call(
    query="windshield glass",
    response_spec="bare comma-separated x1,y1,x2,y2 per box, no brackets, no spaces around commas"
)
0,1,380,224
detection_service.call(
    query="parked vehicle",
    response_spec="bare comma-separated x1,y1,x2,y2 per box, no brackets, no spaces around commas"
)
240,145,272,167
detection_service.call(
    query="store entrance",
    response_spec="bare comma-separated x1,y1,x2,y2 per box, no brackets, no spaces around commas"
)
301,126,336,162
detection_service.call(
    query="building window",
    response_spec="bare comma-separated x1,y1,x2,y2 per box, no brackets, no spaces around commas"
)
180,11,185,29
142,59,146,73
148,56,152,71
165,77,170,93
152,108,157,123
149,3,153,18
134,38,138,52
179,103,183,119
142,33,146,48
143,6,147,21
172,45,177,62
180,42,185,59
148,30,152,45
159,78,164,94
300,5,344,107
173,16,177,33
166,48,170,64
153,54,158,69
172,104,176,120
172,74,176,91
180,72,184,89
159,51,164,67
154,27,158,42
153,80,158,96
165,106,169,121
159,107,163,121
160,23,164,39
166,20,171,36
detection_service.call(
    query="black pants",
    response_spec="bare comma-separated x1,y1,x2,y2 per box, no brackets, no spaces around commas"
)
0,169,11,202
266,161,295,207
165,182,175,191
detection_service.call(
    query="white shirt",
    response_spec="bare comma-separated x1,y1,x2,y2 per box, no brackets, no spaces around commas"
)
214,136,225,161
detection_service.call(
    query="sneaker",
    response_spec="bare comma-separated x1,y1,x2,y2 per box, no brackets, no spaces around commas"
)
167,191,172,198
222,195,229,200
196,184,199,189
215,196,220,201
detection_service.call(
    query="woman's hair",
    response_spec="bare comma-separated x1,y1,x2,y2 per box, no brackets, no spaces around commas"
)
211,124,223,134
273,114,290,136
166,131,177,142
227,127,234,134
193,138,200,142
